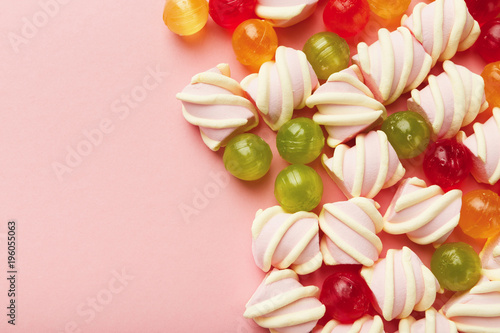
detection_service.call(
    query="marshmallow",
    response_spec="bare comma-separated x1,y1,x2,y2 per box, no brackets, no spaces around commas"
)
241,46,319,131
402,0,480,67
480,232,500,281
177,63,259,151
255,0,318,27
244,269,326,333
397,307,457,333
322,130,405,199
408,60,488,139
383,177,462,246
352,27,432,105
361,247,440,321
319,198,383,267
252,206,322,275
313,315,385,333
306,65,387,148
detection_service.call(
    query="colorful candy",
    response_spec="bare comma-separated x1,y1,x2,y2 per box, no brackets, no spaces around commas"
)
465,0,500,26
274,164,323,212
276,117,325,164
459,189,500,239
209,0,256,29
319,265,374,324
323,0,370,38
431,242,482,291
476,18,500,63
163,0,209,36
223,133,272,181
481,61,500,109
367,0,411,20
381,111,431,159
423,139,472,190
302,32,350,81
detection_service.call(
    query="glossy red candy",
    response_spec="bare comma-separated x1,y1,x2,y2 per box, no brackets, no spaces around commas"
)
319,265,374,323
476,18,500,63
465,0,500,25
423,139,472,191
209,0,257,29
323,0,370,38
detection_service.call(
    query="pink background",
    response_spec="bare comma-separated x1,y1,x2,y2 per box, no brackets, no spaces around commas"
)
0,0,494,332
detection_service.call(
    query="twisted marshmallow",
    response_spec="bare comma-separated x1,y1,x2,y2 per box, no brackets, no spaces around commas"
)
313,315,385,333
306,65,387,148
177,63,259,151
244,269,326,333
361,247,440,321
402,0,480,66
319,198,383,267
457,108,500,185
322,130,405,199
255,0,318,27
397,307,457,333
252,206,322,275
352,27,432,105
408,60,488,139
441,278,500,333
480,232,500,281
241,46,319,131
383,177,462,246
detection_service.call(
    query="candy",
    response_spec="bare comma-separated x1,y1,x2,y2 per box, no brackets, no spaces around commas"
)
397,307,458,333
482,61,500,109
208,0,256,29
465,0,500,25
381,111,431,159
367,0,411,20
255,0,319,27
476,18,500,63
222,133,272,181
459,189,500,239
274,164,323,213
232,19,278,70
423,139,472,190
302,32,350,81
313,315,384,333
480,232,500,281
163,0,209,36
431,242,481,291
276,117,325,164
323,0,370,38
319,265,374,324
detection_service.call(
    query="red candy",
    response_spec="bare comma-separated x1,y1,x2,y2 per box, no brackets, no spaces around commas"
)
423,139,472,191
323,0,370,38
319,265,374,324
209,0,257,29
476,18,500,63
465,0,500,26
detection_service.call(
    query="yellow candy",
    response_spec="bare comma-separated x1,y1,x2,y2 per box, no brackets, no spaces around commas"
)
163,0,208,36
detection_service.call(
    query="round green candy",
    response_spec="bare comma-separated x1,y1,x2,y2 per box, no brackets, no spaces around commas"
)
223,133,272,181
303,32,350,80
274,164,323,213
430,242,482,292
381,111,431,159
276,117,325,164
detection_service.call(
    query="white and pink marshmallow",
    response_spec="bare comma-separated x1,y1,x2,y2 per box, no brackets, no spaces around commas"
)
397,307,457,333
322,130,405,199
401,0,480,67
244,269,326,333
480,231,500,281
306,65,387,148
177,63,259,151
408,60,488,140
241,46,319,131
352,27,432,105
255,0,318,27
252,206,322,275
312,315,385,333
319,197,383,267
383,177,462,246
361,247,440,321
457,108,500,185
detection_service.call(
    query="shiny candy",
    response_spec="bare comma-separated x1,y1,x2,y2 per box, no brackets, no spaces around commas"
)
323,0,370,38
482,61,500,109
209,0,256,29
163,0,209,36
459,189,500,239
476,18,500,63
276,117,325,164
367,0,411,19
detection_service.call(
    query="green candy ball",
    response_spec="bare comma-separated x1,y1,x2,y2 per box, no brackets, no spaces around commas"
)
303,31,350,80
274,164,323,213
223,133,272,181
276,117,325,164
430,242,482,292
381,111,431,159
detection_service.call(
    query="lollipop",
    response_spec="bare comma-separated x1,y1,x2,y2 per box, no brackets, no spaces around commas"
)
255,0,318,27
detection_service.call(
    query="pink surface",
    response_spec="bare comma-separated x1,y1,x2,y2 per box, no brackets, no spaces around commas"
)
0,0,497,332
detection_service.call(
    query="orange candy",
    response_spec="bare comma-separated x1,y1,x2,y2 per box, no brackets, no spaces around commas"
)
459,189,500,239
163,0,209,36
232,19,278,70
481,61,500,109
367,0,411,19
